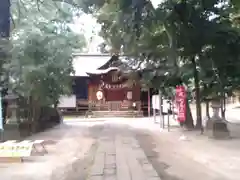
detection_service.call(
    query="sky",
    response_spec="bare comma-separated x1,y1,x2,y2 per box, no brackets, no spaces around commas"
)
70,0,161,53
70,14,103,53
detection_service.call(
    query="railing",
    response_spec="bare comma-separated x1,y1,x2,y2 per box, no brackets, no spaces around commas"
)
60,99,141,112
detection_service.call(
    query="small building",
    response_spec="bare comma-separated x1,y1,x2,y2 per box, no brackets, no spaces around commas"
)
58,54,151,116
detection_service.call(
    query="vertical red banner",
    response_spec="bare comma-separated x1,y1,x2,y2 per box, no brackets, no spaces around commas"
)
175,86,186,122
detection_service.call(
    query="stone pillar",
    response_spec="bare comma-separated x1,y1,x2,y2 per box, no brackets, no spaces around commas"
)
206,99,229,139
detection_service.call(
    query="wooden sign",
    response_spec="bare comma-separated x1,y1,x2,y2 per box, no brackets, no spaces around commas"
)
0,143,33,157
104,84,123,89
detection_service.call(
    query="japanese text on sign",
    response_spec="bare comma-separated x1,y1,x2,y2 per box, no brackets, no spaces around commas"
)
175,86,186,122
104,84,123,89
0,143,33,157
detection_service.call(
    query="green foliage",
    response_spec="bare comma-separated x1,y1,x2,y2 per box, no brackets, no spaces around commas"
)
8,0,86,105
78,0,240,128
0,0,86,128
80,0,240,96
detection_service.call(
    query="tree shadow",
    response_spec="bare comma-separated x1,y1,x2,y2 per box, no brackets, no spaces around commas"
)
135,132,183,180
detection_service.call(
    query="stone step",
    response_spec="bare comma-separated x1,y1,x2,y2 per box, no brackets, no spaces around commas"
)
89,111,143,118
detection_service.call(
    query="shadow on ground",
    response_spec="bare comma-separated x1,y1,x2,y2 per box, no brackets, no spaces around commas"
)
64,123,182,180
50,125,104,180
135,131,183,180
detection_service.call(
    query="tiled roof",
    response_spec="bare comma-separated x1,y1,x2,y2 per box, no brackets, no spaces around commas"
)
71,54,144,76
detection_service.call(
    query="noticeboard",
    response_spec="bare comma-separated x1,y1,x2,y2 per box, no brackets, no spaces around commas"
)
0,143,33,157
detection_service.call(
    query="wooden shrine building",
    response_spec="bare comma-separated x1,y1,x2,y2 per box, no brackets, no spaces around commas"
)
58,54,151,117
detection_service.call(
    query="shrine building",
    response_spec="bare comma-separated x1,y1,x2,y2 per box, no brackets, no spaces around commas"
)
58,54,152,117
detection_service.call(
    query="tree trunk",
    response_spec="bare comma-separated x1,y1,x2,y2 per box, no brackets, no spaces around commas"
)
191,56,202,129
31,99,42,133
165,21,194,129
182,98,194,129
2,99,7,125
221,93,226,119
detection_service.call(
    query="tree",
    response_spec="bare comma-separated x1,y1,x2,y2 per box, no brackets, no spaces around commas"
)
0,0,86,131
77,0,196,128
79,0,240,129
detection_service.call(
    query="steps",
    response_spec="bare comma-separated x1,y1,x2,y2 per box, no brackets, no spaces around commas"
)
88,111,143,118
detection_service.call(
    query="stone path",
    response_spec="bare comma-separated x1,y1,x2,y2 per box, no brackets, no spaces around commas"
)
88,125,161,180
66,118,240,180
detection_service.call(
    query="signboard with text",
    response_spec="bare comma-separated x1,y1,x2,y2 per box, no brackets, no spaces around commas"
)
0,143,33,157
175,86,186,122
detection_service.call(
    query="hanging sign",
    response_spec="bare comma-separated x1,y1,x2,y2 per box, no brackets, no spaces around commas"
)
96,91,103,100
175,86,186,122
104,84,123,90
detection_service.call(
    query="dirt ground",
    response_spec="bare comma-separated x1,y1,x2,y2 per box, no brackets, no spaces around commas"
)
1,118,240,180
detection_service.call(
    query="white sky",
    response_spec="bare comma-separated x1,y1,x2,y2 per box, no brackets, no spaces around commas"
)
70,14,103,53
70,0,161,53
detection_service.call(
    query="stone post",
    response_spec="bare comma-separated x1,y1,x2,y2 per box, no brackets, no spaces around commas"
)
206,99,229,139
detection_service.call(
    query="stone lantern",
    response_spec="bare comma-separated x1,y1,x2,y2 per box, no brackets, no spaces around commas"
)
206,99,229,139
4,93,19,124
2,92,22,140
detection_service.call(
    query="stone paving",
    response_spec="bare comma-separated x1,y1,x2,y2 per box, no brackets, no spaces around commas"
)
88,125,161,180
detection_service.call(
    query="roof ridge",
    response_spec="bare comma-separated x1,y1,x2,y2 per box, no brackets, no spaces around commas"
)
72,53,111,57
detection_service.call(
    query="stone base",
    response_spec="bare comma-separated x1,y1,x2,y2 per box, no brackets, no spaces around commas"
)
0,157,22,163
206,119,214,130
3,124,21,141
206,120,230,139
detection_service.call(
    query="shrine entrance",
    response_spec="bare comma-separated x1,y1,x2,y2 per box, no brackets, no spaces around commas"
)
107,101,122,111
87,68,141,112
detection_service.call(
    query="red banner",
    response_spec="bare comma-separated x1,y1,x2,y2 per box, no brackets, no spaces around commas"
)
175,86,186,122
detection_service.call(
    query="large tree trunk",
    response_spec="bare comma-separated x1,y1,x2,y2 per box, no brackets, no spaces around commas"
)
191,56,202,129
165,22,194,129
31,98,42,133
182,98,194,129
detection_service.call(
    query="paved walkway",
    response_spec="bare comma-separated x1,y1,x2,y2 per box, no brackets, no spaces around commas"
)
88,124,160,180
0,121,163,180
1,118,240,180
65,118,240,180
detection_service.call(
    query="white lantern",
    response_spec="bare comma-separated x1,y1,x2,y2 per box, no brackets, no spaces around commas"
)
96,91,103,100
127,91,132,100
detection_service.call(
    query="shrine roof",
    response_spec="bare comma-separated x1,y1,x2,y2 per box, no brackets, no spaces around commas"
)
72,54,112,76
86,67,120,75
71,53,145,76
